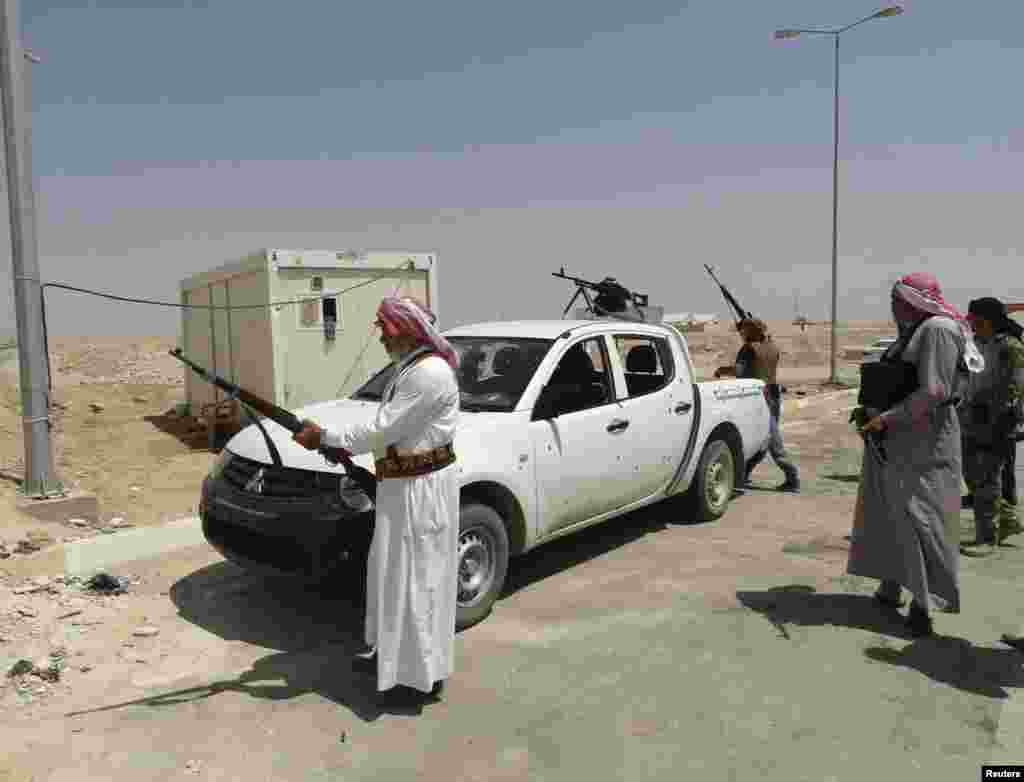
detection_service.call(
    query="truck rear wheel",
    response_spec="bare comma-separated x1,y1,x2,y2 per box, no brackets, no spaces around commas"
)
687,438,735,522
456,502,510,631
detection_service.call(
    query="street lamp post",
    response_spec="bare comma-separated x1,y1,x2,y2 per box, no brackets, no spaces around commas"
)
775,6,904,385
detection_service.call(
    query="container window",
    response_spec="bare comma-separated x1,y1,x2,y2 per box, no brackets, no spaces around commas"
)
300,298,320,327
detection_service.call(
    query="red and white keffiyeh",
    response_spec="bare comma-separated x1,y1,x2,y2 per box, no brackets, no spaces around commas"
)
892,272,983,373
376,297,458,370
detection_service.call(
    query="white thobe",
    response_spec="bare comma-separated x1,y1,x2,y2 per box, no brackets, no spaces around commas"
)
322,349,460,692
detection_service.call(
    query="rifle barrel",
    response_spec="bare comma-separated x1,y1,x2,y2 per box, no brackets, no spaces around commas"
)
170,349,301,432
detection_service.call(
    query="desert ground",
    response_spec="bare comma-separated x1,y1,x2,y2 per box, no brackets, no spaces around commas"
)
0,318,894,548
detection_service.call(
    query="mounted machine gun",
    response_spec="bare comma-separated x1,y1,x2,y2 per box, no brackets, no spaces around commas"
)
552,268,654,323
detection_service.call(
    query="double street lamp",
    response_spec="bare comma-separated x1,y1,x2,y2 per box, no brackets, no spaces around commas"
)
775,6,904,385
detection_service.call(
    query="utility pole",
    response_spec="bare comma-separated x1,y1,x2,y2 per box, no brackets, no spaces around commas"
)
1,0,63,497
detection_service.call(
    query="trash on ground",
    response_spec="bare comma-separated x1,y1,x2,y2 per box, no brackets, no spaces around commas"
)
7,659,34,677
84,573,129,595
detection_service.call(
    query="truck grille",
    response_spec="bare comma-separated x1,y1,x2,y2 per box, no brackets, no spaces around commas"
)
222,454,342,498
203,512,313,574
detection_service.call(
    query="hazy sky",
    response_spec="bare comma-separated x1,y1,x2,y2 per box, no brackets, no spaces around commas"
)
1,0,1022,337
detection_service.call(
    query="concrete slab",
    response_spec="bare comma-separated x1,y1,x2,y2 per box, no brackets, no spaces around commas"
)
64,515,204,576
15,489,99,524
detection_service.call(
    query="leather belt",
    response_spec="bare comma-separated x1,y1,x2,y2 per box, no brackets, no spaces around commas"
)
375,443,456,481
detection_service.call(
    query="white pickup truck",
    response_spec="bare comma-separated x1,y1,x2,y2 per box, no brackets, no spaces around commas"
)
199,318,771,629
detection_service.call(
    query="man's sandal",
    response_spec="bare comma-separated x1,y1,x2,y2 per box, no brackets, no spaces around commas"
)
873,591,905,610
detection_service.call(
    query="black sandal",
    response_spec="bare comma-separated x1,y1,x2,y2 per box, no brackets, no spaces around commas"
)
873,591,905,609
1000,634,1024,653
905,602,933,638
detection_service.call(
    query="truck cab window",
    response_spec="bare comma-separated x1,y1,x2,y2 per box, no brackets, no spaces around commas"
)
544,338,613,415
615,335,674,397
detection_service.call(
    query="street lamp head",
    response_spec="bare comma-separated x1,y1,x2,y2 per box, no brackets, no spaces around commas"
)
874,6,904,17
774,29,801,40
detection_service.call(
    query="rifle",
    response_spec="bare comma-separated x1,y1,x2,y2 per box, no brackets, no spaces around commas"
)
703,264,753,331
169,349,377,501
551,268,648,321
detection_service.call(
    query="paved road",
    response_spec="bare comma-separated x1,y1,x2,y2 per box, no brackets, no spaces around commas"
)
2,397,1022,781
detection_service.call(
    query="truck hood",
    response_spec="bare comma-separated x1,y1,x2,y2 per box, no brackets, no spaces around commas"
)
224,398,511,474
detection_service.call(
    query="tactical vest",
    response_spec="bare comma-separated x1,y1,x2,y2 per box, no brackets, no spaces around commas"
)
987,332,1024,442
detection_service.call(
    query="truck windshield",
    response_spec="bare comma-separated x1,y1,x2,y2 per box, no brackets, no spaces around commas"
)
350,337,554,412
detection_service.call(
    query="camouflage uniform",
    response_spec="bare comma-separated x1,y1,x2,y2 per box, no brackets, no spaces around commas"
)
961,331,1024,545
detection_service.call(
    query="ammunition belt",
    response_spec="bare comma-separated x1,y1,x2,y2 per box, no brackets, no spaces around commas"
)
375,443,456,480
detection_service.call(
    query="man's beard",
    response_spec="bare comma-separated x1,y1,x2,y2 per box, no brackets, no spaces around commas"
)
387,343,416,362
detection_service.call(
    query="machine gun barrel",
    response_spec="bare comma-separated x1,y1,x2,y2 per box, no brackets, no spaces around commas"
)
551,268,601,290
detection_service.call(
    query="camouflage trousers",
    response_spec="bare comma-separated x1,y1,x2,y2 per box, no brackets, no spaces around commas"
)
963,437,1022,544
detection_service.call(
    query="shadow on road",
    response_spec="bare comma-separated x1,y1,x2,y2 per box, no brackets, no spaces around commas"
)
145,492,703,721
736,584,911,640
864,639,1024,699
737,585,1024,699
501,493,704,594
65,644,439,721
103,564,437,720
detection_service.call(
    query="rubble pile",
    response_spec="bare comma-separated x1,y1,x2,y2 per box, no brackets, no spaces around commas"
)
1,570,148,708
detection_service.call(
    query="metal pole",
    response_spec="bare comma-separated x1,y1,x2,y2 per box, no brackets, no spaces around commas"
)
829,33,841,385
0,0,63,497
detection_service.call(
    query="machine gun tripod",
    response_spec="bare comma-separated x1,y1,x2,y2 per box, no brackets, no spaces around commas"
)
552,268,650,322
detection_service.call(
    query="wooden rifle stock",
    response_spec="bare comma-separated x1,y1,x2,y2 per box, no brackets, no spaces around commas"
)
169,349,377,501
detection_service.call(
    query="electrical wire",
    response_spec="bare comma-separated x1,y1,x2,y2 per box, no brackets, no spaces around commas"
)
16,259,414,311
24,259,418,396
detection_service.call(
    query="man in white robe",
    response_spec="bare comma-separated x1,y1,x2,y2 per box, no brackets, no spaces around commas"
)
293,296,460,700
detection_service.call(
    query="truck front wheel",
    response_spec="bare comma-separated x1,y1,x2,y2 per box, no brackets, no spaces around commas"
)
687,438,735,522
456,502,510,631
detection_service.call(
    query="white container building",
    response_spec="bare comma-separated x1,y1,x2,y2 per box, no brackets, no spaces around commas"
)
178,249,438,423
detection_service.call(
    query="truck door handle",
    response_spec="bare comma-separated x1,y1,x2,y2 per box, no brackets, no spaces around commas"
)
607,419,630,433
674,402,693,415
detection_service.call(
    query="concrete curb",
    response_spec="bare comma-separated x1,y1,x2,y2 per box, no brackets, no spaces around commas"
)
63,515,206,577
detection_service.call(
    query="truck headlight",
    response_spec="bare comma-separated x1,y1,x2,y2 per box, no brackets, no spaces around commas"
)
209,449,234,480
